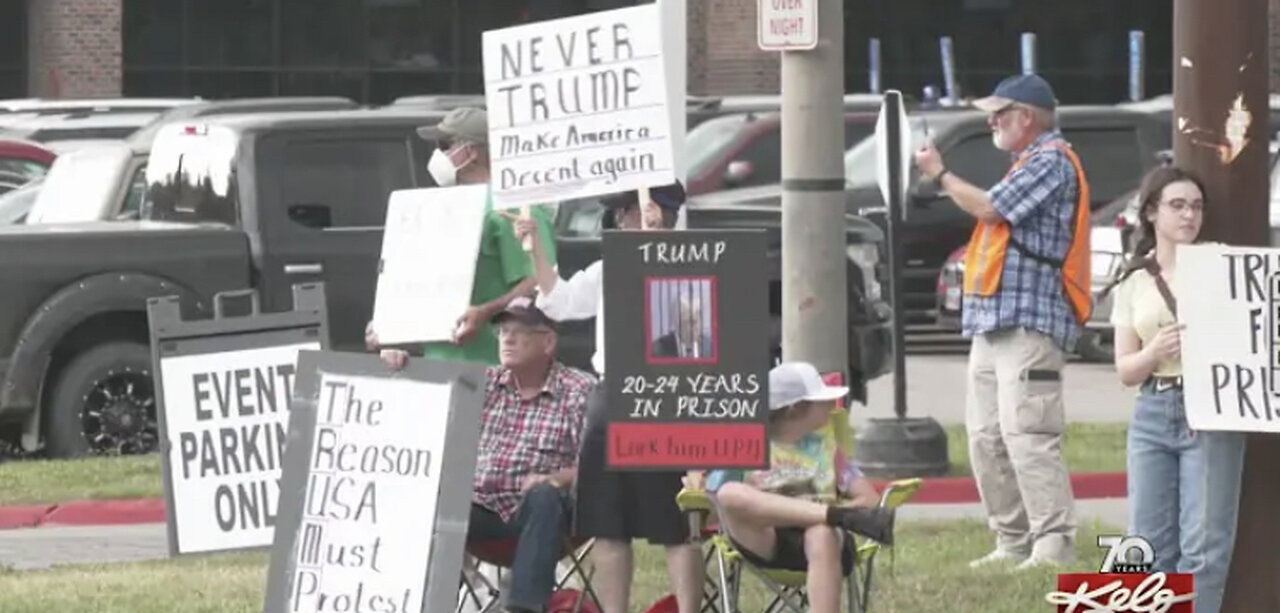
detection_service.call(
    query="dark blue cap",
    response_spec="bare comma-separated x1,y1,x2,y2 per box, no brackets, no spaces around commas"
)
973,74,1058,113
600,181,686,213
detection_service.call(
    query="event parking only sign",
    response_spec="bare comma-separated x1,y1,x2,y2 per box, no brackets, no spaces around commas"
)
147,283,330,556
602,229,770,470
263,351,485,613
1178,242,1280,432
481,3,676,208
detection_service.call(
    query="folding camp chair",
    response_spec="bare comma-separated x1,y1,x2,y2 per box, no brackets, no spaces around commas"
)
675,408,923,613
456,536,602,613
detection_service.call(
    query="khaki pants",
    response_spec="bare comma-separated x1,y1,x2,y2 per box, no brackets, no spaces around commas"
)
966,327,1077,557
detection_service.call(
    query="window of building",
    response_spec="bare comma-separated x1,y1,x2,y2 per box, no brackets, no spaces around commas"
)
277,136,415,229
187,0,274,67
0,0,24,98
280,0,367,67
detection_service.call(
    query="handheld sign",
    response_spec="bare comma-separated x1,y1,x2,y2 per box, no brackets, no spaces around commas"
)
602,229,770,470
147,283,329,556
481,3,676,209
263,351,485,613
1178,243,1280,432
371,186,488,345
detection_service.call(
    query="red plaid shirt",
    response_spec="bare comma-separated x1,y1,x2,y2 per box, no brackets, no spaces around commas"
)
473,362,596,522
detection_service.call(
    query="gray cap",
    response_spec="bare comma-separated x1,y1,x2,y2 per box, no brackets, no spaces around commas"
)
416,107,489,144
769,362,849,411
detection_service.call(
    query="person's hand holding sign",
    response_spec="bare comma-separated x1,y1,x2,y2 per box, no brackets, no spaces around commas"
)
1146,322,1185,362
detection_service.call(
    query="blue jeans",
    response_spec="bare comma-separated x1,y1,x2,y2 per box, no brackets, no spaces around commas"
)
1127,384,1244,613
468,484,572,612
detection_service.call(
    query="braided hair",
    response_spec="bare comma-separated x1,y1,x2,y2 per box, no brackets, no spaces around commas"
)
1097,165,1208,300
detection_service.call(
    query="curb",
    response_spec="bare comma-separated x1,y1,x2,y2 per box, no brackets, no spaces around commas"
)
0,472,1126,531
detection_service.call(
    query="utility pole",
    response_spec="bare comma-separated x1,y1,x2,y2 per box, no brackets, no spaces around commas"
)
1171,0,1272,610
778,0,847,377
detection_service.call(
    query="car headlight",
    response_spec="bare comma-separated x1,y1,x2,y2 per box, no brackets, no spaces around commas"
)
846,243,882,302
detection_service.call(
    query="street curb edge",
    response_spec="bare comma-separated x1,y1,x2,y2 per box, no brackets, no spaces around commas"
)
0,472,1126,531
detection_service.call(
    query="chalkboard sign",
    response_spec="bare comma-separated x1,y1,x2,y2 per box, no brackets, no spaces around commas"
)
263,350,486,613
602,229,770,470
148,283,330,557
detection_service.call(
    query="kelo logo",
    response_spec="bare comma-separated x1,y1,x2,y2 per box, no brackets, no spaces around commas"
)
1045,535,1196,613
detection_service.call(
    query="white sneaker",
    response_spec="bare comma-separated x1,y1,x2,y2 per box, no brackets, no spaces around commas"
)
1014,536,1076,571
968,549,1028,569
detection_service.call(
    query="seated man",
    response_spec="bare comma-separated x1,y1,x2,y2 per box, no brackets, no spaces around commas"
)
706,362,895,613
470,299,597,613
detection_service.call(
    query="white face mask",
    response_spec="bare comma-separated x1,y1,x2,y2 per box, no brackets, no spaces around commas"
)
428,149,458,187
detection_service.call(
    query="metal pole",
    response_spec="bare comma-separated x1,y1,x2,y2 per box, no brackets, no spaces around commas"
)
1128,30,1145,102
869,38,881,94
939,36,958,105
1019,32,1036,75
781,0,846,378
1172,0,1270,610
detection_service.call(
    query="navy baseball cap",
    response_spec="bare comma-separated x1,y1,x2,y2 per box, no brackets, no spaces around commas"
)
973,74,1058,113
600,181,687,213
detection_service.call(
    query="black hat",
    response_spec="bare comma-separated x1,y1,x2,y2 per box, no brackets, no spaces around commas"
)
492,299,557,331
600,180,687,213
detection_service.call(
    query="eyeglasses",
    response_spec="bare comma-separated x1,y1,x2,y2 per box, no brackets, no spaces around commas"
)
1161,198,1204,214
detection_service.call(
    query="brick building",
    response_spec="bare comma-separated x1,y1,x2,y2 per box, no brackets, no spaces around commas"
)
0,0,1261,105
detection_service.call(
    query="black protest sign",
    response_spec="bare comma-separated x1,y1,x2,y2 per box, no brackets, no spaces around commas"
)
264,351,486,613
148,284,329,557
602,229,770,470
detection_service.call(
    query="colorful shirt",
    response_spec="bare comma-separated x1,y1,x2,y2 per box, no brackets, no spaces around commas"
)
423,195,559,366
473,363,597,522
706,426,862,503
961,130,1083,353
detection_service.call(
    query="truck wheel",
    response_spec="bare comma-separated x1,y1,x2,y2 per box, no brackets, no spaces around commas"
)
43,341,156,459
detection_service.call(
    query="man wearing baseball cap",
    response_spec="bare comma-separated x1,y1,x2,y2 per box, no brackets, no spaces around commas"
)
468,298,597,613
913,74,1087,570
508,181,705,613
368,106,560,369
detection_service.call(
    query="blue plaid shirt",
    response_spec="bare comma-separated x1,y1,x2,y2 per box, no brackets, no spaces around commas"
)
960,130,1082,353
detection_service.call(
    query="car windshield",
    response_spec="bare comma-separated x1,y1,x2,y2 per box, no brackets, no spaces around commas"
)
686,114,749,177
842,117,928,186
26,144,132,224
0,177,41,224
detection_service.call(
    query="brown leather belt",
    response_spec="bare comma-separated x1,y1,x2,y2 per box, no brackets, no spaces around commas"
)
1147,376,1183,392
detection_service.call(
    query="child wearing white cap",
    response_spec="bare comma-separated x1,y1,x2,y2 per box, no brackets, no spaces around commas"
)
705,362,895,613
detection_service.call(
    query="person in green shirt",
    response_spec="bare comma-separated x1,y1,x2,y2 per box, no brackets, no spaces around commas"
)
367,106,558,367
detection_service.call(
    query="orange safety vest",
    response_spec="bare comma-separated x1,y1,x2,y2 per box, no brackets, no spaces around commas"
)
962,142,1093,324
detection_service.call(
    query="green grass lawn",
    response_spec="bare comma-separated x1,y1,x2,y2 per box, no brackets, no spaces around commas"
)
0,519,1119,613
0,422,1129,506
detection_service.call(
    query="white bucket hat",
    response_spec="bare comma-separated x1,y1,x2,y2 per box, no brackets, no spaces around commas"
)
769,362,849,411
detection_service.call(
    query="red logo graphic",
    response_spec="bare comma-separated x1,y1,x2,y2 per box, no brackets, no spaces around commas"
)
1046,536,1195,612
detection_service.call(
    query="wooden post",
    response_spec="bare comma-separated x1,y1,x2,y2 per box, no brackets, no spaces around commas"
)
1172,0,1273,609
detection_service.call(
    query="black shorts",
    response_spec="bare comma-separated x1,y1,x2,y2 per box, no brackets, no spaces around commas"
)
732,527,856,575
572,383,691,545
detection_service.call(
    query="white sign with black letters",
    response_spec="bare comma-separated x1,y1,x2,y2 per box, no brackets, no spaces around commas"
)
284,373,451,612
1178,242,1280,432
371,185,489,345
481,4,676,209
159,342,318,554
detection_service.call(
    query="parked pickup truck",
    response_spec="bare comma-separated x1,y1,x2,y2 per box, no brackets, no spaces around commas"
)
0,108,892,458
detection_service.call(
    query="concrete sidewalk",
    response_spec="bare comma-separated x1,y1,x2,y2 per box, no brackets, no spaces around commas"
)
0,499,1128,571
860,356,1131,427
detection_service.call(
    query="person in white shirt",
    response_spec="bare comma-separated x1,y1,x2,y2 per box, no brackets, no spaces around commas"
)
507,181,704,613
